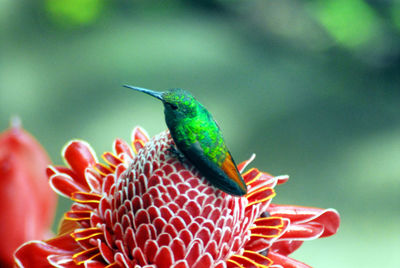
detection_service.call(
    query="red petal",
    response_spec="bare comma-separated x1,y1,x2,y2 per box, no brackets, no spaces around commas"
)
204,241,218,259
47,254,80,267
237,154,256,173
279,223,324,240
49,174,86,198
98,241,114,264
47,165,77,179
133,140,146,154
136,225,151,250
94,163,114,176
62,140,97,189
192,253,213,268
270,240,304,256
250,225,282,238
246,187,275,207
72,247,100,264
275,175,289,185
134,209,151,229
85,170,102,193
131,126,150,144
14,239,78,268
144,240,159,263
47,233,80,252
242,168,261,184
172,260,189,268
84,260,106,268
243,250,273,266
268,205,340,237
196,228,211,247
163,223,179,237
243,236,271,252
228,254,261,268
185,241,201,266
102,174,115,195
114,252,130,268
154,246,174,268
169,239,185,260
169,216,186,233
132,248,146,266
65,211,92,222
71,192,102,203
71,228,103,242
184,200,201,217
102,152,123,168
113,138,133,159
157,233,173,247
178,229,193,248
160,207,174,222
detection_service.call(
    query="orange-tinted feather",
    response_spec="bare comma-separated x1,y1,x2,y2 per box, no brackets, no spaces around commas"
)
221,152,247,193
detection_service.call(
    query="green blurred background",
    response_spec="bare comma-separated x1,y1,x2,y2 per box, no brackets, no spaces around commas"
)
1,0,399,267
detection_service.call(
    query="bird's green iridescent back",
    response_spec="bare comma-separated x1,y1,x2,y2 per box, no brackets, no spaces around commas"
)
163,92,228,166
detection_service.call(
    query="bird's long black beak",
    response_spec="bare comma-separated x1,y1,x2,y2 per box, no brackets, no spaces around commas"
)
123,85,163,101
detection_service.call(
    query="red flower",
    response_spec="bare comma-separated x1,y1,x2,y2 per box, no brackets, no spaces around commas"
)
14,127,340,267
0,119,57,267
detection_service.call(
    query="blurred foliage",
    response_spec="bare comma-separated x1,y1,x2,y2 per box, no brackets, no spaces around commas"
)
392,2,400,30
45,0,104,27
1,0,399,267
312,0,379,48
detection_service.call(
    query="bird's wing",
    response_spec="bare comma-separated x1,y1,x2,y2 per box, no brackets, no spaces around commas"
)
184,141,247,196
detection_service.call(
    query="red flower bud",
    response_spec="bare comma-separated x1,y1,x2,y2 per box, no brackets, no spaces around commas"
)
0,119,57,267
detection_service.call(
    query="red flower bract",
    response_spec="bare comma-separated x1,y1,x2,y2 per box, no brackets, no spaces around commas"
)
0,120,57,267
14,127,340,268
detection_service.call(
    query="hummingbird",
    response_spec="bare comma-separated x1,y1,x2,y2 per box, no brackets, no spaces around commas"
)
123,85,247,196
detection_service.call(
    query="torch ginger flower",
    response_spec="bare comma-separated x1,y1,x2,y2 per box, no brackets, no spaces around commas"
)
0,119,57,267
14,127,340,267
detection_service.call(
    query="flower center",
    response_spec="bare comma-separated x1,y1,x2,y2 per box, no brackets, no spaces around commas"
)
102,132,250,266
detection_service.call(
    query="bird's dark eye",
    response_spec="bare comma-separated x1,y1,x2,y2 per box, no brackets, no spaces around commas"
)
169,103,178,110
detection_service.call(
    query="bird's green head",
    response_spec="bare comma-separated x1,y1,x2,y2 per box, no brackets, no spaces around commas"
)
162,88,198,118
123,85,199,120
